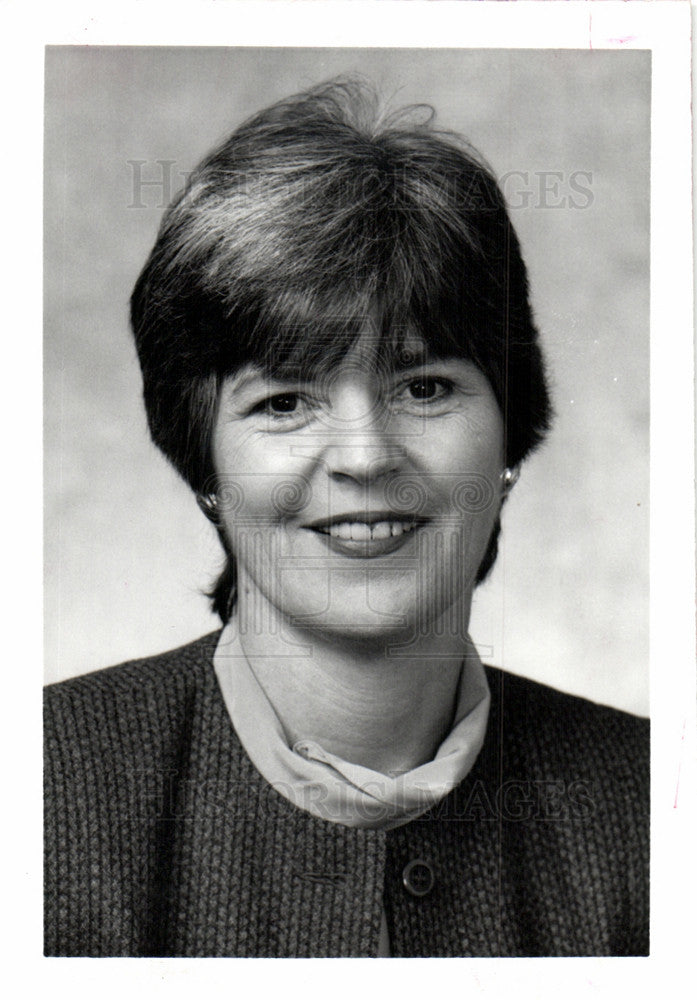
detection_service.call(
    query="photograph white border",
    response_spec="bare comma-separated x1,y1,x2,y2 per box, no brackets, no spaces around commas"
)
3,1,694,997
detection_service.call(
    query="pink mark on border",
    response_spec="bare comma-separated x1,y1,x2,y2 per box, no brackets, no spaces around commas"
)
674,718,687,808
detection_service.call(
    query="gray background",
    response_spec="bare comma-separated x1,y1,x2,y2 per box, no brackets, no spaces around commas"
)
44,47,650,714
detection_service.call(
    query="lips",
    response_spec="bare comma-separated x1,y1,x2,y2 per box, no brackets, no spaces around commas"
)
304,512,428,557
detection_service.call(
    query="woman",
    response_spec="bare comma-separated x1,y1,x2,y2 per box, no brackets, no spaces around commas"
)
44,79,649,957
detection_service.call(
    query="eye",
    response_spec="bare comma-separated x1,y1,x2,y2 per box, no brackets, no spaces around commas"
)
247,392,301,417
265,393,300,414
247,390,315,428
406,377,453,402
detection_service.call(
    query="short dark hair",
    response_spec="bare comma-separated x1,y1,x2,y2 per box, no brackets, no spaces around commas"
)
130,78,551,621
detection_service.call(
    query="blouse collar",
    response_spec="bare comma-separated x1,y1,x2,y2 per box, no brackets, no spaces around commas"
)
213,621,490,830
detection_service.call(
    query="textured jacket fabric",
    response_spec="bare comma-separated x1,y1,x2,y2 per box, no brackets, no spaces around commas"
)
44,632,649,957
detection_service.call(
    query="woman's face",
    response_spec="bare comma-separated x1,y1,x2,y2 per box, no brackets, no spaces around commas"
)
211,335,504,646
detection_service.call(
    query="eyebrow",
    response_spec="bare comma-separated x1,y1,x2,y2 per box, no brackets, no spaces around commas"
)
388,350,471,373
224,351,466,396
226,370,260,393
392,353,448,372
224,368,290,396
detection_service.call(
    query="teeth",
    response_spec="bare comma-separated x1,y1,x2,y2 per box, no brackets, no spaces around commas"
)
326,521,417,540
371,522,392,540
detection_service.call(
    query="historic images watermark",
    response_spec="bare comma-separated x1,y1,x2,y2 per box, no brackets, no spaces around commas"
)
124,770,597,824
126,159,594,211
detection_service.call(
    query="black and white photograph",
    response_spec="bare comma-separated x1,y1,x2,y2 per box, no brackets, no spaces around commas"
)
17,0,693,988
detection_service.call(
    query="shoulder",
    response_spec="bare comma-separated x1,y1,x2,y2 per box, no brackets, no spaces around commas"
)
44,629,225,826
484,665,649,760
481,665,649,811
45,630,221,701
485,665,648,733
44,631,222,757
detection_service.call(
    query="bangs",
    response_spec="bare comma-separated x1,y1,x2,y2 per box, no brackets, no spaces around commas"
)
222,280,478,385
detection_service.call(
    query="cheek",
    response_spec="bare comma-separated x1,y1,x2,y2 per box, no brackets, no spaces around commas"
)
213,425,301,518
447,404,504,465
419,409,503,488
429,411,503,549
214,466,314,533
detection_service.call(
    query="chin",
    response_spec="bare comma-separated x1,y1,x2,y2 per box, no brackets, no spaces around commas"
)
292,616,417,655
285,590,462,650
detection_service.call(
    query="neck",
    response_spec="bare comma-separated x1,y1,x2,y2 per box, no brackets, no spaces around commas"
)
232,588,472,776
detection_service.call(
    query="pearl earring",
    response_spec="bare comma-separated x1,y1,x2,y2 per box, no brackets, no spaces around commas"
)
501,467,520,497
196,492,219,521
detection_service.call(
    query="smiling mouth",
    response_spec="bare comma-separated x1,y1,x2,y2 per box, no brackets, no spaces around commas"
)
316,520,419,540
304,514,428,556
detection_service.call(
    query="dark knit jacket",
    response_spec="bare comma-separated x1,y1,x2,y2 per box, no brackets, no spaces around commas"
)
44,632,649,957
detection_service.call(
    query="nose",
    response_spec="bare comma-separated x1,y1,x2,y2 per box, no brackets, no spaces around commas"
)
323,384,404,487
327,436,403,487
